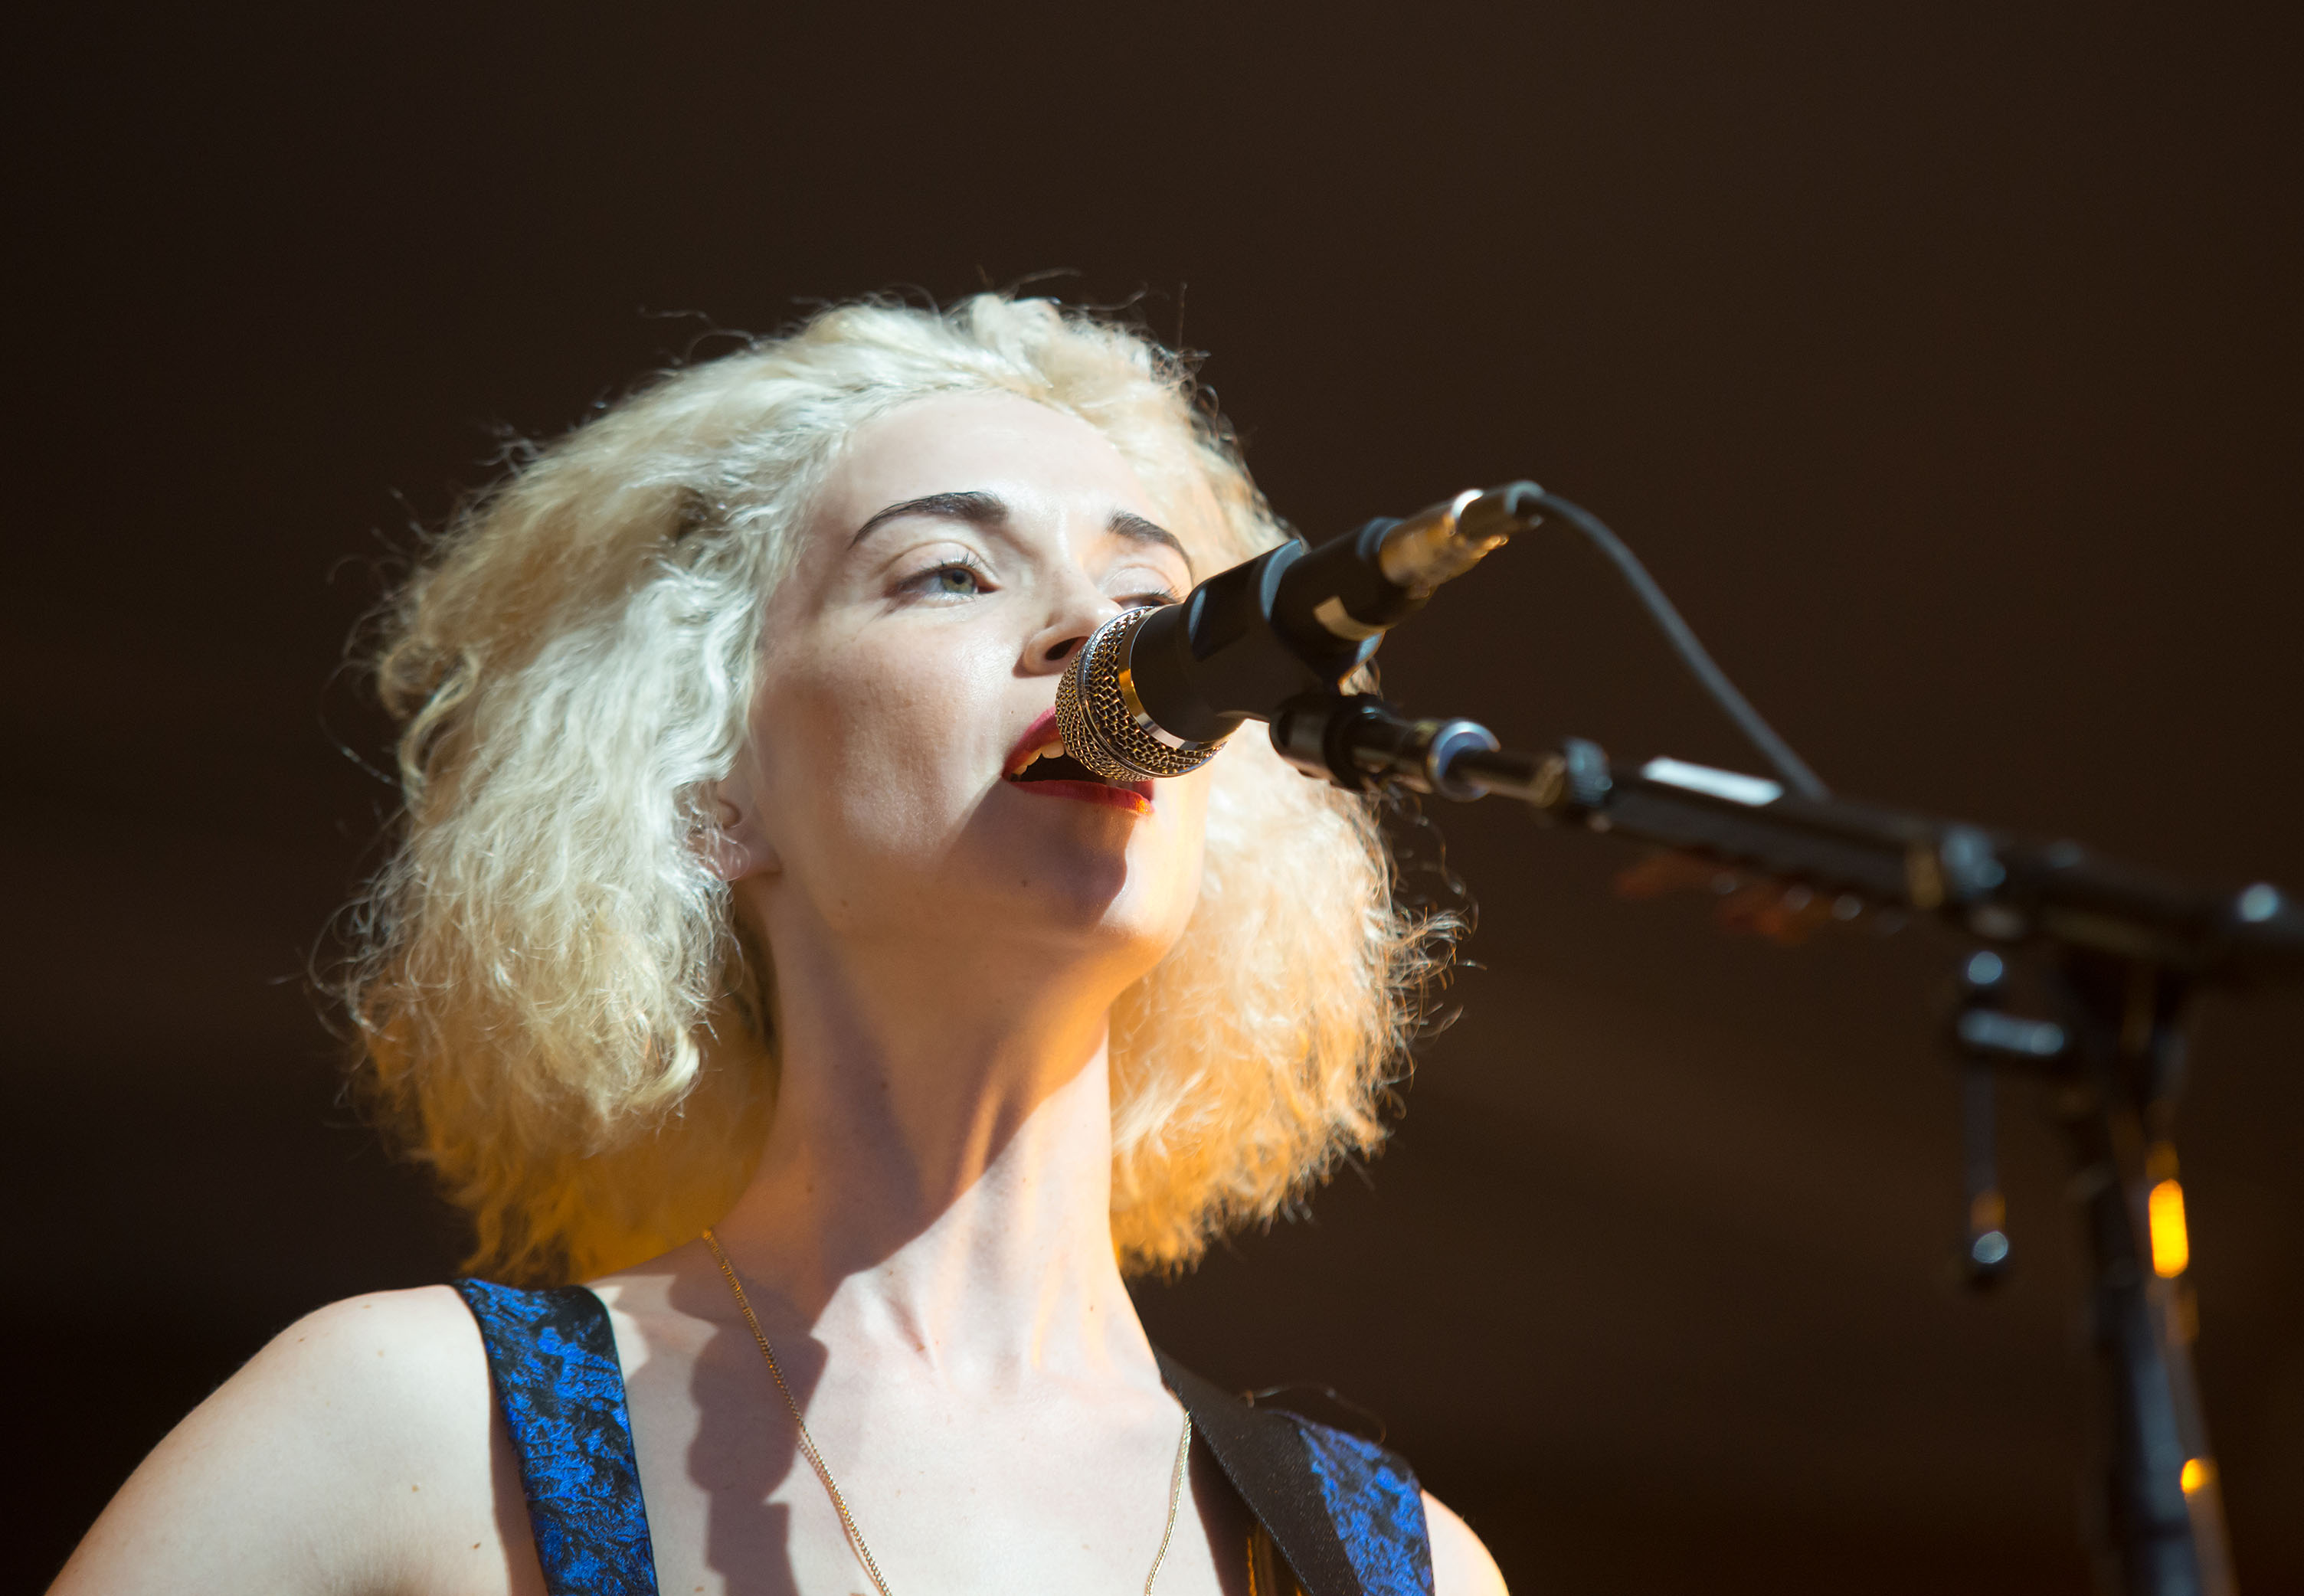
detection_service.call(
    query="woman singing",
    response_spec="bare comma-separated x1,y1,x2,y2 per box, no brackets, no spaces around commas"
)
56,296,1507,1595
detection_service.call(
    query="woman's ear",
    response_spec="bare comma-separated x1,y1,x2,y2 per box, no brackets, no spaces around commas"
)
702,780,781,882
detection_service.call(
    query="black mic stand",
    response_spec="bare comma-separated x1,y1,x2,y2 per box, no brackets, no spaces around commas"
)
1269,691,2295,1596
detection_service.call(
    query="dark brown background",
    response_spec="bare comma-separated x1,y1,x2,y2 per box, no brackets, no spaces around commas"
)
9,6,2300,1592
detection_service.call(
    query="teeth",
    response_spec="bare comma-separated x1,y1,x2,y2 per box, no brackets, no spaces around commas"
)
1013,743,1062,777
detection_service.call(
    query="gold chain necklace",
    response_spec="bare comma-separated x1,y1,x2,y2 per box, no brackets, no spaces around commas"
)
702,1228,1193,1596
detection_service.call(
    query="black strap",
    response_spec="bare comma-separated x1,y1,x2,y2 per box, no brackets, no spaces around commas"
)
1155,1350,1432,1596
454,1279,659,1596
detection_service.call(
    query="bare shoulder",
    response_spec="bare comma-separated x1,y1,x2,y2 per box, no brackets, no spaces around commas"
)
214,1283,490,1414
1424,1490,1509,1596
52,1285,538,1596
213,1285,499,1453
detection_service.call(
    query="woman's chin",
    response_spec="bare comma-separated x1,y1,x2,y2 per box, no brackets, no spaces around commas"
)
974,841,1196,966
1013,859,1189,947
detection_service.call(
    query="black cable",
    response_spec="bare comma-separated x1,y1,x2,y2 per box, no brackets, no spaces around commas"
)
1532,489,1829,800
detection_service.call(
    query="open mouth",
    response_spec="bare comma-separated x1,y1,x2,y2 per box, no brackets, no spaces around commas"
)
1005,710,1154,816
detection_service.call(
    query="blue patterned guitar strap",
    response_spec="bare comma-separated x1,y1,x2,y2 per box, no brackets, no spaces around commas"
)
1156,1350,1435,1596
453,1279,659,1596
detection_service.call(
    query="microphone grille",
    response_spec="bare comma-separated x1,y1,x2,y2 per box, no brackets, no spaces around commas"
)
1054,609,1227,782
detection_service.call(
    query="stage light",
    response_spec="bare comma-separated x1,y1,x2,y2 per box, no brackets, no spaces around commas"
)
2149,1178,2190,1277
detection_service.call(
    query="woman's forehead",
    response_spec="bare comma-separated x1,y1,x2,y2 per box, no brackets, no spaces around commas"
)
811,392,1218,559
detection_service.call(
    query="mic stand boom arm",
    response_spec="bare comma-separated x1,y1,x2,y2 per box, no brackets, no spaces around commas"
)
1270,690,2299,1596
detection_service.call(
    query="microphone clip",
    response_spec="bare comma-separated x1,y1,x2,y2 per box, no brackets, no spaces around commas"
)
1268,692,1501,801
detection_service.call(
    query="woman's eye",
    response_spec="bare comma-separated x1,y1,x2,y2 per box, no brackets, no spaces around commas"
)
1110,566,1183,609
910,560,990,599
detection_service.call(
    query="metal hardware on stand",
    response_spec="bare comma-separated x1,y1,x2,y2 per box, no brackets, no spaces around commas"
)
1266,688,2294,1596
2046,953,2236,1596
1951,947,2027,1288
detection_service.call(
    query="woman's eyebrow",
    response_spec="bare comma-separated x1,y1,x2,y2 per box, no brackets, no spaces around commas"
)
849,489,1007,548
1110,511,1195,580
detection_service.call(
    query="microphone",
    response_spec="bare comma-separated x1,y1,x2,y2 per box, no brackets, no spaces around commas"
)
1055,482,1544,781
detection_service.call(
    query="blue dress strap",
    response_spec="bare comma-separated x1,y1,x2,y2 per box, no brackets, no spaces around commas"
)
1157,1351,1434,1596
453,1279,659,1596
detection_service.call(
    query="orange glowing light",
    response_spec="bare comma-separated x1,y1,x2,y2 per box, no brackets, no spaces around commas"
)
2149,1179,2190,1277
2181,1457,2214,1496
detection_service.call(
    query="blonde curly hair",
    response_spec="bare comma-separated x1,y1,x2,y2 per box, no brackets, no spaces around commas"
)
345,293,1451,1285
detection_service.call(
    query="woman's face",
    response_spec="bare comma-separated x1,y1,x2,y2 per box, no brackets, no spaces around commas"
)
724,393,1216,989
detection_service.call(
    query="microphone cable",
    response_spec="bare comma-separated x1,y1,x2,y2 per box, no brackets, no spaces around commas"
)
1530,490,1830,800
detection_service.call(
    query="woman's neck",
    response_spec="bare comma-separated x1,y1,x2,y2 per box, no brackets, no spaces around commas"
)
703,918,1150,1383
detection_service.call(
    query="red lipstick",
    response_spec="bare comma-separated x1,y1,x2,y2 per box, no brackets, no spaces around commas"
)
1004,708,1154,816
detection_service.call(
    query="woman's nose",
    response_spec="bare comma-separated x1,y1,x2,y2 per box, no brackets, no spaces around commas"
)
1025,577,1123,673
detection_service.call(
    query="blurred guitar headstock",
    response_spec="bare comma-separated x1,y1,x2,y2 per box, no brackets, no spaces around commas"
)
1612,850,1901,947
